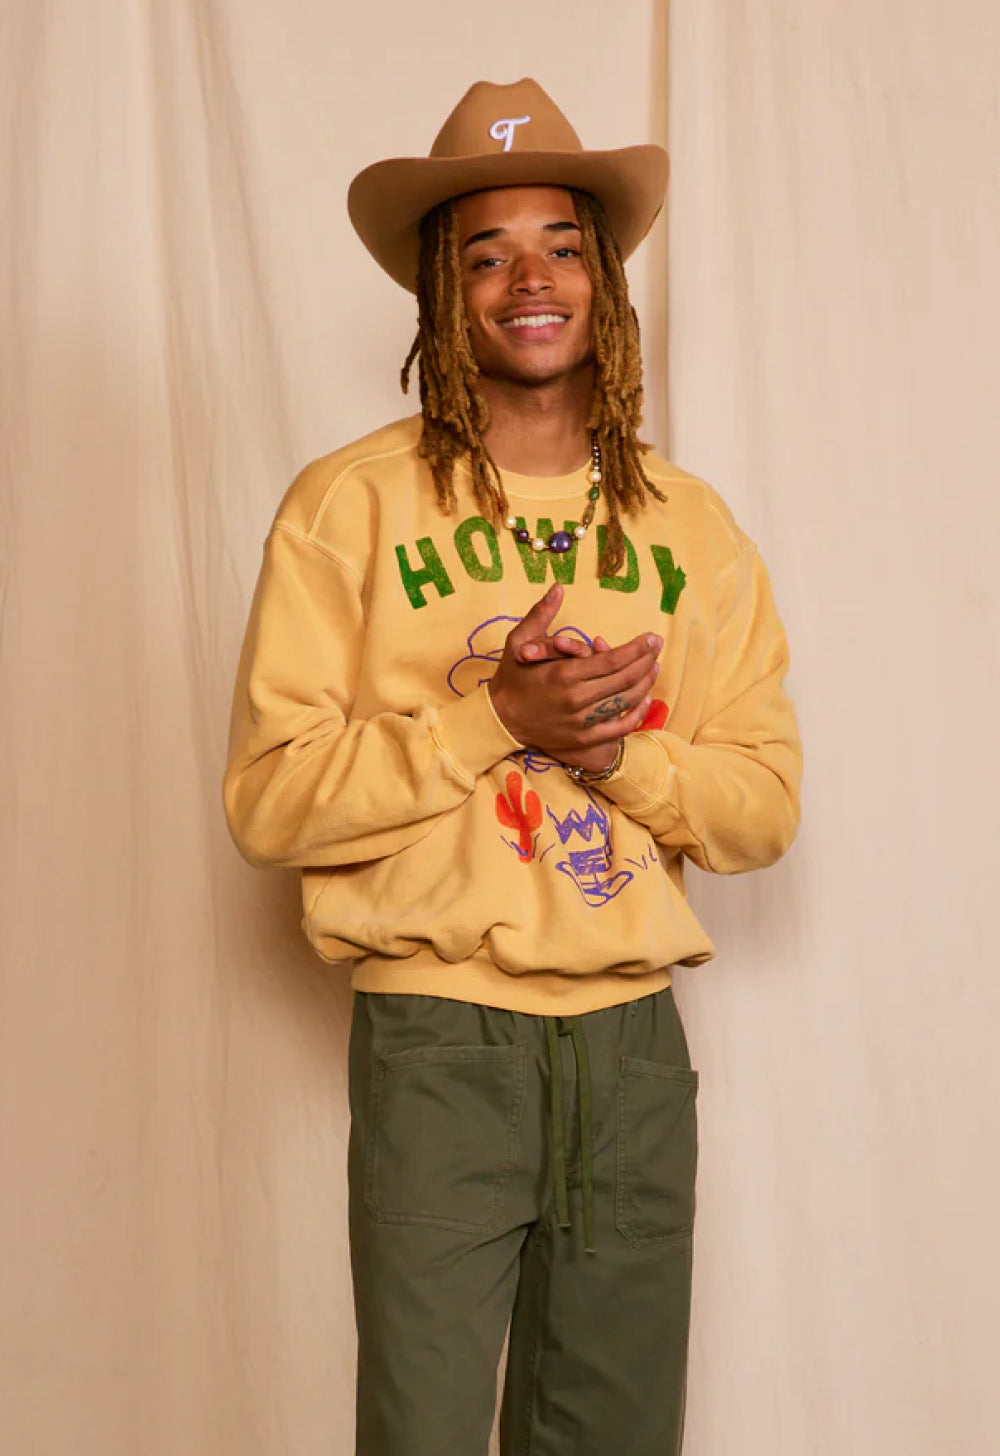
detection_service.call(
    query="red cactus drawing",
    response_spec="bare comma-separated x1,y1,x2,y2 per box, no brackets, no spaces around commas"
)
495,770,543,861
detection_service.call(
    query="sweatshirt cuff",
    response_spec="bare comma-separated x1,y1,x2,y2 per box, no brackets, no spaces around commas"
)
432,682,524,783
598,731,675,817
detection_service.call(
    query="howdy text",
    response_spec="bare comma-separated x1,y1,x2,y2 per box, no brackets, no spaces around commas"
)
395,515,687,613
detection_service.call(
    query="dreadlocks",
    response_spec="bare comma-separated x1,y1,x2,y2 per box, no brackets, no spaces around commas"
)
400,189,665,577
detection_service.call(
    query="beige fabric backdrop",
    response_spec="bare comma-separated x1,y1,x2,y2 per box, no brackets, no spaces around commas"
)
1,2,997,1454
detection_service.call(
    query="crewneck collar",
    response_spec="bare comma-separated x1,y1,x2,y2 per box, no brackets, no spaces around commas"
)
455,457,593,502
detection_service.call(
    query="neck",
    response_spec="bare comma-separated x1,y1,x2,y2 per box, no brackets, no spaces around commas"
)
479,369,594,476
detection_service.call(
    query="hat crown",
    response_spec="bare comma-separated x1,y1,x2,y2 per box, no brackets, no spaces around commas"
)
430,78,582,161
347,77,669,292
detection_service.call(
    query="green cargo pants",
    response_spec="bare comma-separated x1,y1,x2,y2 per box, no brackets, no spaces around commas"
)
347,986,698,1456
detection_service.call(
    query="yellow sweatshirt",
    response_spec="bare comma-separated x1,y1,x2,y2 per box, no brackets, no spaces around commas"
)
223,415,801,1015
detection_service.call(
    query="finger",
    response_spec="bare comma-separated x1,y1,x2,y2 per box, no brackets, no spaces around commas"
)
551,635,592,657
578,664,659,726
517,635,584,663
574,657,660,711
507,584,564,646
581,692,641,732
559,632,662,684
517,639,553,662
517,626,595,663
581,691,654,744
593,636,612,653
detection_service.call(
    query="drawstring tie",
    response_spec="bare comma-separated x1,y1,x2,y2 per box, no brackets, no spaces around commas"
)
543,1015,596,1255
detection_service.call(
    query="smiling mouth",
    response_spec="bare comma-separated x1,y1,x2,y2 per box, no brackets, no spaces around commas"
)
498,313,569,333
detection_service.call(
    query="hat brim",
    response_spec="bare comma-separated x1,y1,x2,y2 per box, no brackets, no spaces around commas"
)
347,145,669,293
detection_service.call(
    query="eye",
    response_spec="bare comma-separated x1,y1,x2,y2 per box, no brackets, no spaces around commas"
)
552,246,580,259
471,255,504,271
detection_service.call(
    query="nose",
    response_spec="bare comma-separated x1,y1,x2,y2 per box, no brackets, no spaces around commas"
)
509,250,554,295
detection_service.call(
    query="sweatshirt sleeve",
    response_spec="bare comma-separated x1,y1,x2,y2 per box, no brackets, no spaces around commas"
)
599,542,802,873
222,524,522,869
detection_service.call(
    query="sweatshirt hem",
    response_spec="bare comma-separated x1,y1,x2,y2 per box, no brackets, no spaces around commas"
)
349,952,676,1015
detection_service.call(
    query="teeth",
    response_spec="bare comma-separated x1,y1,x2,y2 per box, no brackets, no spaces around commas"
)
500,314,567,329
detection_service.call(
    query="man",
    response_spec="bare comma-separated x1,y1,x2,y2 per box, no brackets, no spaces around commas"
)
223,78,801,1456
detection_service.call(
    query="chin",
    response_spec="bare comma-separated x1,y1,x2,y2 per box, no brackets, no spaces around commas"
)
508,364,575,386
488,350,592,388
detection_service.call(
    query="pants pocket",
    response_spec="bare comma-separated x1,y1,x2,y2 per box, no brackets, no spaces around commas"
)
364,1042,527,1233
615,1055,699,1248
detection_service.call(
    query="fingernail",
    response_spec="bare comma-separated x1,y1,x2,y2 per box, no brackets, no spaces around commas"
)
523,644,539,658
646,634,663,650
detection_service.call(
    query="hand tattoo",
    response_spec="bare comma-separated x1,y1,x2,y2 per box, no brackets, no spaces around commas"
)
583,695,628,728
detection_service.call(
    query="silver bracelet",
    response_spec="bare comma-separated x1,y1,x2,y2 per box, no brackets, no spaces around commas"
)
562,737,626,784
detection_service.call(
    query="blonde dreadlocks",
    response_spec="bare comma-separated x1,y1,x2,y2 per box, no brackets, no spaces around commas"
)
400,189,665,577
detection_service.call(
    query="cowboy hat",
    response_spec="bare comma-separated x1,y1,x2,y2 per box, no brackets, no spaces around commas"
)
347,78,669,293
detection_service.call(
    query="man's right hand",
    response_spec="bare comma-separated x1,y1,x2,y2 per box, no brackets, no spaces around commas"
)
488,584,662,762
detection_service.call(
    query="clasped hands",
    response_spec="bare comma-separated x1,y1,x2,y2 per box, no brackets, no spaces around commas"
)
487,583,662,775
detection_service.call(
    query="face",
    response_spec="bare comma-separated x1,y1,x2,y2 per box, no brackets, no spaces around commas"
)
453,185,594,387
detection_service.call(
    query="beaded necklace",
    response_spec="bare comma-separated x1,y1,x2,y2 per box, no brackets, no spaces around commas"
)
502,434,602,555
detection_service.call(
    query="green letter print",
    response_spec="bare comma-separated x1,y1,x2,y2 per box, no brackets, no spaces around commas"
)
512,517,579,585
453,516,503,583
395,537,456,609
650,544,687,614
597,526,639,592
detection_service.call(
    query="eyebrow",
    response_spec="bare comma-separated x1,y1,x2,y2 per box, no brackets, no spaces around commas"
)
461,220,582,250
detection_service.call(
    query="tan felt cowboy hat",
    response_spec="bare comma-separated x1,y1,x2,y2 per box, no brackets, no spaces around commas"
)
348,78,669,293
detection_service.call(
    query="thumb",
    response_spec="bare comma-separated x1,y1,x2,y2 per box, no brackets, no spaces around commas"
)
508,584,564,646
